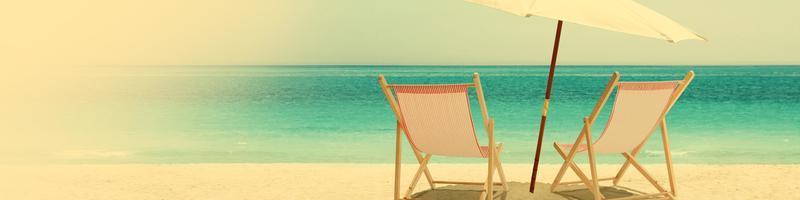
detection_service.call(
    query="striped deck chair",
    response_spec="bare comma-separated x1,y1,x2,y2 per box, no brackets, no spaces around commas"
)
550,71,695,200
378,73,507,200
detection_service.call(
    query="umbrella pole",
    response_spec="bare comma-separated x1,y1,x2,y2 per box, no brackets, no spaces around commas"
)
529,20,563,193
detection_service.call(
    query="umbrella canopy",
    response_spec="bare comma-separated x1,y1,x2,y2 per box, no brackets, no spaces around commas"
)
467,0,705,43
463,0,705,195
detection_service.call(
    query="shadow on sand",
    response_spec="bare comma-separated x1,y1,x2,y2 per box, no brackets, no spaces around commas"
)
410,182,638,200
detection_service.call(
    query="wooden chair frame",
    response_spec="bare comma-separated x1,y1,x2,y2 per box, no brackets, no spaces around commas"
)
379,73,508,200
550,71,695,200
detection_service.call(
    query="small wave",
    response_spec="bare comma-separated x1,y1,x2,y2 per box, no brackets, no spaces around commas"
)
644,150,690,157
53,150,131,159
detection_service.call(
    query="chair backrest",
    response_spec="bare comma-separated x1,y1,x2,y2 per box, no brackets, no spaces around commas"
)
592,79,688,153
393,85,484,157
379,74,491,158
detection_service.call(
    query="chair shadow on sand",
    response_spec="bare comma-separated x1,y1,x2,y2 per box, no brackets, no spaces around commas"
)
410,182,638,200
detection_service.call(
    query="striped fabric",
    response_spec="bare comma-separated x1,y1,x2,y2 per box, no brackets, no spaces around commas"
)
393,85,485,158
560,81,679,153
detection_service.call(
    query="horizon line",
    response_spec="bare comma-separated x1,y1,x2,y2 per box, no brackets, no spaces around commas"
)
97,64,800,68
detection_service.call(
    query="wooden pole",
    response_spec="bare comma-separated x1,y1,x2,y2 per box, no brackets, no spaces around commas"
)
529,20,563,193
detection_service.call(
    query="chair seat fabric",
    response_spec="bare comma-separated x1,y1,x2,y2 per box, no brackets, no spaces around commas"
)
393,84,485,158
592,81,678,153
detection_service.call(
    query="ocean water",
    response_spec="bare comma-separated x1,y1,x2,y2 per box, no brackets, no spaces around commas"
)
28,66,800,164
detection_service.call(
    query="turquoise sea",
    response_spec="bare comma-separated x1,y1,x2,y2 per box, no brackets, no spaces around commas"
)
31,66,800,164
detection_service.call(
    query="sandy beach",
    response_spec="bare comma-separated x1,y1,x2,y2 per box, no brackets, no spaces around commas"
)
1,164,797,199
3,0,798,199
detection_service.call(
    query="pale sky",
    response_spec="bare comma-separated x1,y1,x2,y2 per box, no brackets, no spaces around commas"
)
2,0,799,66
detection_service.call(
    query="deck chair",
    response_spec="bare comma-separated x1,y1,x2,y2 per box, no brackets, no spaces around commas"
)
550,71,695,200
378,73,508,200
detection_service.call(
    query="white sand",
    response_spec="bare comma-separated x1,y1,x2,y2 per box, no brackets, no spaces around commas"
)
0,164,797,199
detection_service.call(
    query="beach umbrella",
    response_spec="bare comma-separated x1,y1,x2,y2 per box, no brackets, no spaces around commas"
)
464,0,706,193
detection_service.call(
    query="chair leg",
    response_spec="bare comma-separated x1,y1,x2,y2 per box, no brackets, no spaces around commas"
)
394,123,402,200
479,175,493,199
480,141,497,200
485,153,495,199
552,144,595,192
493,144,508,191
622,153,673,199
551,131,587,191
585,129,603,200
550,143,570,192
404,154,432,198
660,119,677,196
583,117,605,200
613,140,648,186
412,149,436,190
